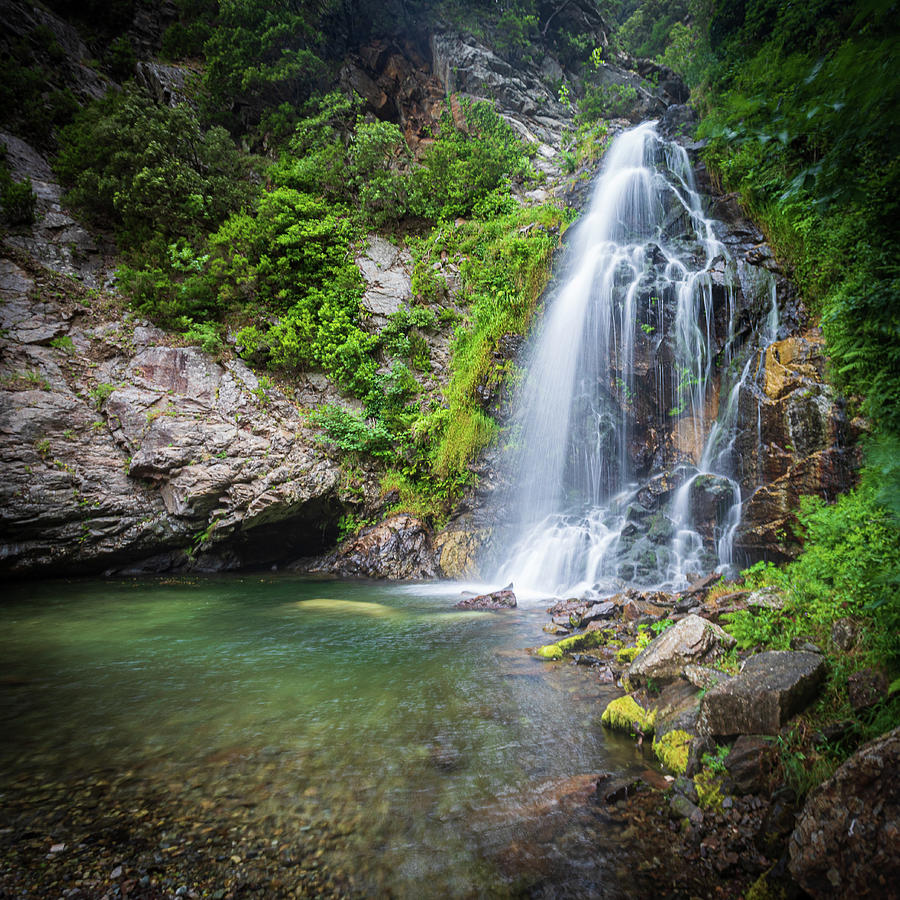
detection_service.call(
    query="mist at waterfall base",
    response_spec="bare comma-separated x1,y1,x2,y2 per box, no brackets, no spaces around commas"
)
493,121,780,601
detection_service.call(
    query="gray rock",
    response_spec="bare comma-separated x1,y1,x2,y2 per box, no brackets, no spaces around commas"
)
356,234,411,320
455,587,517,610
684,664,731,691
669,792,703,826
626,614,735,686
306,514,438,580
789,727,900,899
700,651,826,737
724,735,775,795
581,600,617,623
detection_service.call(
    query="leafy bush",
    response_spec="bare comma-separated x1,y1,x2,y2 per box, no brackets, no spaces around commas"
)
55,85,251,247
1,147,36,226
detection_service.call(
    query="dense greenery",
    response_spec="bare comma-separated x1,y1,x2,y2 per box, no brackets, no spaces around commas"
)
673,0,900,781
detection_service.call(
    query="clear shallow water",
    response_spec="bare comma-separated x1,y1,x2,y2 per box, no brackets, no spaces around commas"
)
0,577,646,897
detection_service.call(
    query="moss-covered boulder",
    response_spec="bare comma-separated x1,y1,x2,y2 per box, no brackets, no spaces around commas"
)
532,628,612,660
601,694,656,735
653,729,692,774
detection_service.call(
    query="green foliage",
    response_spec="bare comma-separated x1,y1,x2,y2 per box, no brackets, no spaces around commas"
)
0,146,36,226
724,470,900,677
105,35,136,81
578,83,639,121
55,85,251,247
408,99,532,221
201,0,331,128
308,405,394,460
695,1,900,437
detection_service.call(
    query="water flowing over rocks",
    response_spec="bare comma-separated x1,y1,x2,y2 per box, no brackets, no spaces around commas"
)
789,726,900,899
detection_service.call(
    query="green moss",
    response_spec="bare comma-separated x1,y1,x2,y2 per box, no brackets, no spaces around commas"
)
694,769,724,810
600,695,656,735
745,870,789,900
533,629,609,660
615,645,640,664
652,729,692,775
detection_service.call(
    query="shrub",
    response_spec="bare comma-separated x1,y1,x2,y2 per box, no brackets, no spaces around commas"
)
55,85,251,246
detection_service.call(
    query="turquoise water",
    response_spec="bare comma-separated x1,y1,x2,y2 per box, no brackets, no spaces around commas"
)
0,577,645,896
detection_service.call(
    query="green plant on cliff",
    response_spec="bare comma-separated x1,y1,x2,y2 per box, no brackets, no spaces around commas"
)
55,85,252,249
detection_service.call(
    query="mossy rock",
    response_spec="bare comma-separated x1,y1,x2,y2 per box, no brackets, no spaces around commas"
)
601,694,656,735
615,644,641,664
652,729,692,774
533,629,610,660
694,769,724,810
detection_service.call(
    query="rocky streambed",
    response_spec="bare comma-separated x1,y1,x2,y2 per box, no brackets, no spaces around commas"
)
496,577,900,899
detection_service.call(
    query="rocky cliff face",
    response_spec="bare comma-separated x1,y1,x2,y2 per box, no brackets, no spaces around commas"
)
0,3,858,581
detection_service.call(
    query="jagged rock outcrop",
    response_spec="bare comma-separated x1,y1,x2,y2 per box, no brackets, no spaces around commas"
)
0,248,372,578
302,513,438,579
733,332,861,561
789,726,900,899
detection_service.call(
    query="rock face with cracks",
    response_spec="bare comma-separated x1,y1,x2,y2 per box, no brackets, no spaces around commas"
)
789,726,900,899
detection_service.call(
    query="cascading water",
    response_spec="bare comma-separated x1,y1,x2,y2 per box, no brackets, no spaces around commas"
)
493,121,779,598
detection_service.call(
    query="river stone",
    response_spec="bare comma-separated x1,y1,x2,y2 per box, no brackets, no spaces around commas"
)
789,726,900,899
581,600,617,623
625,614,735,687
699,651,826,737
454,587,517,610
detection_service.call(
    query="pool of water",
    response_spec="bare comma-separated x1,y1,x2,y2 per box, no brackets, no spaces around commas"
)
0,576,649,897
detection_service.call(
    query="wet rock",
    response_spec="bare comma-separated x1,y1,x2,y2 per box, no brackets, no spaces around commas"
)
434,528,485,578
735,332,860,564
626,614,736,687
670,793,704,826
755,786,797,857
724,735,775,795
684,664,731,691
312,514,438,580
789,727,900,899
847,668,888,713
700,651,826,737
581,600,617,623
454,586,517,610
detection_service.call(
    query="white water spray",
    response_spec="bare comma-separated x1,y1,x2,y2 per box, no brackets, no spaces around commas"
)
493,122,779,597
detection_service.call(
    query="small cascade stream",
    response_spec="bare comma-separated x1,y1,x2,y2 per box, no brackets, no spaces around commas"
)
494,121,780,598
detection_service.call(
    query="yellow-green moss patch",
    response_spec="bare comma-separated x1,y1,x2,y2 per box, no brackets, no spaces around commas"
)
652,729,692,774
600,694,656,735
694,769,724,810
533,629,610,660
615,644,640,664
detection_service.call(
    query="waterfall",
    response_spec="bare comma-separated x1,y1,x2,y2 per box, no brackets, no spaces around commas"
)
492,121,778,598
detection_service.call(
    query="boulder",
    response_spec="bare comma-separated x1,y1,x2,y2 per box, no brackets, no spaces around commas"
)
847,668,888,713
454,586,517,610
724,735,775,795
699,651,826,737
789,727,900,899
626,614,735,687
310,514,438,580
